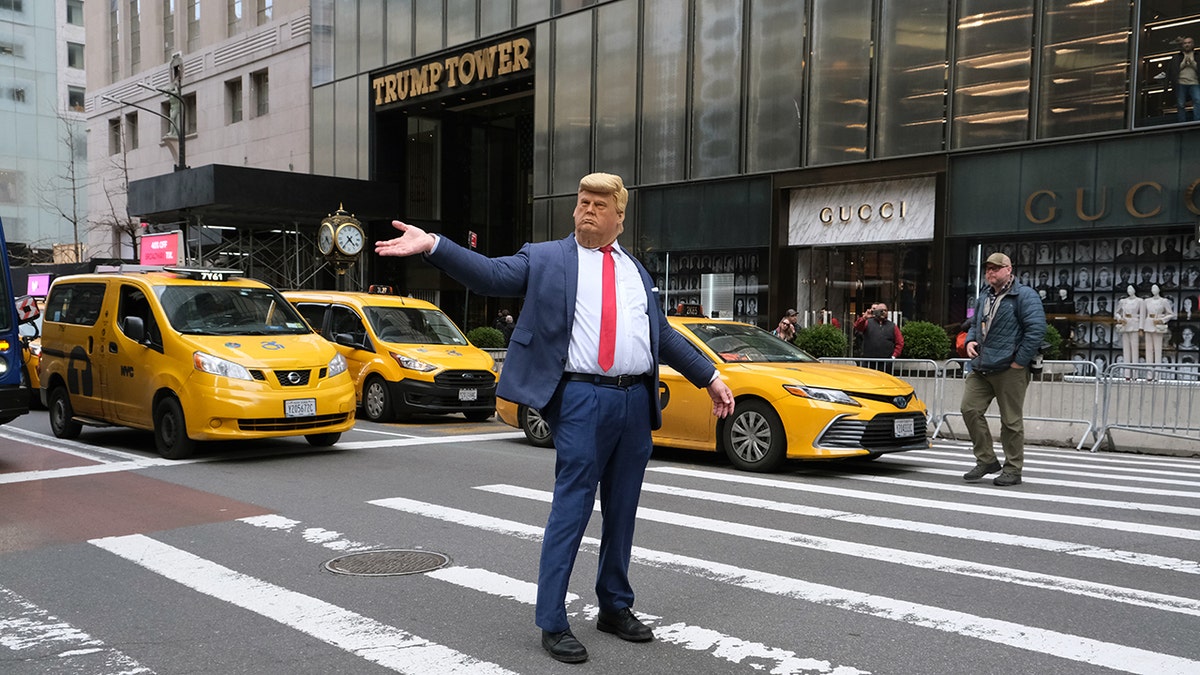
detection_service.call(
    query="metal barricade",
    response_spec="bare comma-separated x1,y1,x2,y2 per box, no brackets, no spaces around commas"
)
932,358,1101,450
1091,363,1200,452
818,357,943,422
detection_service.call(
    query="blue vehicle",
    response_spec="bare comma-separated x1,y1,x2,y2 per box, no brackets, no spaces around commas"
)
0,217,34,424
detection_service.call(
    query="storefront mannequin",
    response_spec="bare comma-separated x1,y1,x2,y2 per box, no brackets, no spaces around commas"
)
1115,285,1144,367
1142,284,1175,368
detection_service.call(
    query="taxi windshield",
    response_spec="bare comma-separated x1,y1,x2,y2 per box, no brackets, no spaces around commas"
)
364,306,468,345
158,286,313,335
681,321,819,364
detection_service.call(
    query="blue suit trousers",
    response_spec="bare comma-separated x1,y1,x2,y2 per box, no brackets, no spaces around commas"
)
534,378,653,632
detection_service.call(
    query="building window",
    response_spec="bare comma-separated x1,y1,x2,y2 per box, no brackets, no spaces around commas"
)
67,0,84,25
163,0,175,60
129,0,142,72
109,0,120,81
0,170,24,205
0,0,25,12
184,92,197,135
952,1,1033,148
67,41,84,69
257,0,272,25
228,0,242,37
187,0,200,53
109,118,122,155
0,41,22,58
251,69,268,116
67,85,85,111
125,112,139,150
226,77,243,123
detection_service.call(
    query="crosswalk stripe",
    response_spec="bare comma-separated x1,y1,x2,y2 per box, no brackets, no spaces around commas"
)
478,483,1200,616
239,514,870,674
89,534,518,675
0,585,154,674
337,431,525,450
795,469,1200,516
369,496,1200,675
927,442,1200,469
632,481,1200,574
903,453,1200,486
913,447,1200,477
649,467,1200,538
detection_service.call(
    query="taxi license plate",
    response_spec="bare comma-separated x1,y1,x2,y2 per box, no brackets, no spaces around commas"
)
893,417,914,437
285,398,317,417
459,388,478,402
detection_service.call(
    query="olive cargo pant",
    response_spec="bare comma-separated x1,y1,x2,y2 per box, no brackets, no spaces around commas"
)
960,366,1032,473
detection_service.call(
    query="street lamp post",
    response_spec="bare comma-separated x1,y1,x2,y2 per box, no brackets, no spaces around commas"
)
103,53,187,172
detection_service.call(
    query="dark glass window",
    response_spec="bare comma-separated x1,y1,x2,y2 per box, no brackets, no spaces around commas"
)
1038,0,1132,138
952,0,1033,148
877,0,949,156
808,0,872,164
745,0,804,172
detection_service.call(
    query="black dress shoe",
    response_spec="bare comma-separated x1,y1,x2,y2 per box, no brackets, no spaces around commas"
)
542,629,588,663
597,607,654,642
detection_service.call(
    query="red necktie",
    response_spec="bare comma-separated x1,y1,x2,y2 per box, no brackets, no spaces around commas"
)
598,245,616,371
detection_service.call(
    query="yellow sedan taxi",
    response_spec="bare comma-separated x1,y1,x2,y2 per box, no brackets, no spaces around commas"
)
285,289,497,423
498,316,928,472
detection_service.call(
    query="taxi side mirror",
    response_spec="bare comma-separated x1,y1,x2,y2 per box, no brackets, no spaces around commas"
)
334,332,373,352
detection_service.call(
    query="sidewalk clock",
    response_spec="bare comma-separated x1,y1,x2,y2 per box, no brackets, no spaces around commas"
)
318,205,364,290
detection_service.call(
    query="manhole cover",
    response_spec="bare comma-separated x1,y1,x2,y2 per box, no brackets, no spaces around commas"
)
324,549,450,577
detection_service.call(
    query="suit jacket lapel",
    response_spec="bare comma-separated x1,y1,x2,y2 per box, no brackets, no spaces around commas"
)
563,235,579,338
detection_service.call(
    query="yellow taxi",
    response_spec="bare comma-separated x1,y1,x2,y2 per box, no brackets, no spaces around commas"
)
498,316,929,472
284,289,497,423
39,268,356,459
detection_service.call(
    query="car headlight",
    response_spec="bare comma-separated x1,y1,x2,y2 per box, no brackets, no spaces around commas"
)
328,352,348,377
193,351,253,381
391,352,437,372
782,384,861,407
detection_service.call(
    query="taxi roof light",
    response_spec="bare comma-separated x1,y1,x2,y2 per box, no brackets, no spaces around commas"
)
163,267,245,282
368,285,395,295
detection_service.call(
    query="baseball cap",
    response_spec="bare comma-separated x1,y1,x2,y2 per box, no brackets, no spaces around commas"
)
985,252,1012,268
785,309,797,316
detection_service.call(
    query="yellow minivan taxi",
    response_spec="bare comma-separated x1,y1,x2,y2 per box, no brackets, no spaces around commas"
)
284,289,497,423
39,268,356,459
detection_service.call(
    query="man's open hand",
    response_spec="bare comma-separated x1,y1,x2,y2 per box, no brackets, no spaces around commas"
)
375,220,438,257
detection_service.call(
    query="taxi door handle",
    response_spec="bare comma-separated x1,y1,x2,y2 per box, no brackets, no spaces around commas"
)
108,341,118,353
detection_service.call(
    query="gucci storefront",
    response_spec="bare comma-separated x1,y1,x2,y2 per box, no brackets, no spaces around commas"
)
784,175,940,334
948,131,1200,369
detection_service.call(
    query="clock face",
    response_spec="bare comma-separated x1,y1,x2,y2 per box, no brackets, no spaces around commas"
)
335,223,365,256
318,222,335,255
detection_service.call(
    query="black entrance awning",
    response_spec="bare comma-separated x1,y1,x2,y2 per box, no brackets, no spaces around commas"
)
127,164,401,230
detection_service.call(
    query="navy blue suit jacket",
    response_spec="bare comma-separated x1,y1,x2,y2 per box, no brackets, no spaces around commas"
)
426,234,715,429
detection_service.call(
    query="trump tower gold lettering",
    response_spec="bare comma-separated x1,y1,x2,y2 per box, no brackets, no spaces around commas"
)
372,37,532,107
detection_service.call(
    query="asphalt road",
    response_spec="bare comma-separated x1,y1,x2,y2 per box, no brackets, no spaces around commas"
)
1,409,1198,674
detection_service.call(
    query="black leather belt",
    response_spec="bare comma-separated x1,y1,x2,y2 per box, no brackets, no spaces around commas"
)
565,372,646,388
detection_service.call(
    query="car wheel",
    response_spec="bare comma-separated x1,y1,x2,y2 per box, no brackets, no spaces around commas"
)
518,405,554,448
154,396,195,460
722,399,786,472
464,409,493,422
48,385,82,439
362,375,393,422
305,432,341,447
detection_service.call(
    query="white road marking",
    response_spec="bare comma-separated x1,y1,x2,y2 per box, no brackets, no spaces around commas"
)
649,467,1200,537
791,469,1200,516
0,585,154,674
631,481,1200,574
238,514,377,552
928,442,1200,469
89,534,518,675
916,446,1200,474
369,496,1200,675
900,452,1200,486
239,514,869,674
478,483,1200,616
336,431,525,450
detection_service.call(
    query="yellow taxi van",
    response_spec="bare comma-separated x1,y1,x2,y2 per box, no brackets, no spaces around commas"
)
283,289,496,423
39,267,356,459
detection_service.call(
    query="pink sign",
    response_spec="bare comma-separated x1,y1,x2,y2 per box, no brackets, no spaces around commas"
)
140,231,182,265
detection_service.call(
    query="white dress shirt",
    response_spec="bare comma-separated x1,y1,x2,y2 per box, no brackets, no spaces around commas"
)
567,241,653,376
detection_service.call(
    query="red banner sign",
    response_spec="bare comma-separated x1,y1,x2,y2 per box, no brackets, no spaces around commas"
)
140,231,183,265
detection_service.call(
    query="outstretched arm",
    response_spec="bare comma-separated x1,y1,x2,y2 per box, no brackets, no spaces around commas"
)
375,220,438,257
